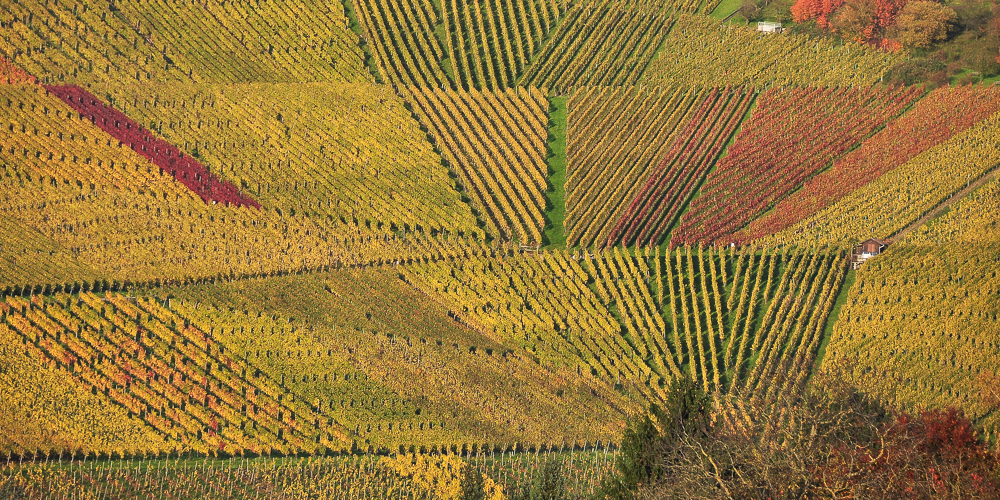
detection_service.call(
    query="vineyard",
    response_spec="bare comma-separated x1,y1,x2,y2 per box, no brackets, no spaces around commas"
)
738,85,1000,243
4,0,1000,496
0,0,370,85
671,85,921,246
564,85,706,249
1,450,617,499
406,86,550,244
605,86,753,248
518,0,678,90
643,15,903,88
762,110,1000,247
825,243,1000,440
905,178,1000,244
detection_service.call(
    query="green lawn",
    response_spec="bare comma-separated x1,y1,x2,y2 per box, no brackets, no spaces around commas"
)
544,96,568,249
710,0,744,20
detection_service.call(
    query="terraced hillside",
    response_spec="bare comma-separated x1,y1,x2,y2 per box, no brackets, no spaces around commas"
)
3,0,1000,497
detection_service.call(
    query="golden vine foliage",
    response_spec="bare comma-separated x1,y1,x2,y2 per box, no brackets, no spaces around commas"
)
399,246,659,404
0,319,167,458
0,0,368,85
407,86,549,244
643,15,902,87
1,292,352,456
114,0,370,83
0,56,35,84
352,0,453,87
656,246,845,396
825,244,1000,438
442,0,568,90
519,0,679,90
1,265,636,456
354,0,567,88
0,83,485,288
381,453,505,500
905,177,1000,244
0,217,99,290
89,81,480,234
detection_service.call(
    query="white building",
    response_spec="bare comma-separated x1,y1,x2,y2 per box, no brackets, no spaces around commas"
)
757,21,783,33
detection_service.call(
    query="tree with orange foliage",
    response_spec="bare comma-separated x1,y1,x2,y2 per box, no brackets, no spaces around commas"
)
791,0,848,27
830,0,880,41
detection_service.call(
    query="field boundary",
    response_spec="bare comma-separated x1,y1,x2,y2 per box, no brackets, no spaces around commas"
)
887,163,1000,243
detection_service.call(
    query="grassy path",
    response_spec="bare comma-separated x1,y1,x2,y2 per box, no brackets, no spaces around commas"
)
544,96,568,248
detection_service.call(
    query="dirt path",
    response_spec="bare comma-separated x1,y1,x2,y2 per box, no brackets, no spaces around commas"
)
887,165,999,243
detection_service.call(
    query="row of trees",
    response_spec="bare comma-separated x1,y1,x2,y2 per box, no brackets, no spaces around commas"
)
793,0,971,50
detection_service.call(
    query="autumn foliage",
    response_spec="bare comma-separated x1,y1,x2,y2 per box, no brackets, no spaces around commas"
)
793,0,911,45
621,373,1000,500
43,85,259,208
0,57,36,85
840,408,999,499
670,85,919,247
738,86,1000,244
791,0,848,27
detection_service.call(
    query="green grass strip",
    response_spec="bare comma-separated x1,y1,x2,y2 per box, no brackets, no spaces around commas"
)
814,267,856,370
544,95,568,248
